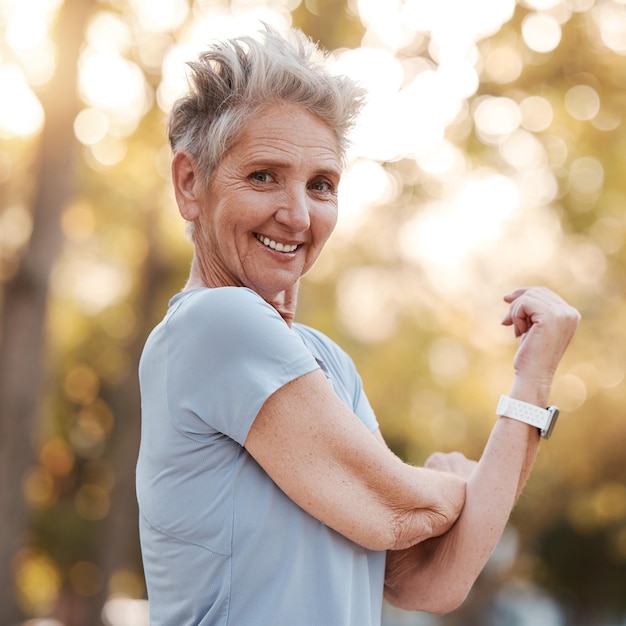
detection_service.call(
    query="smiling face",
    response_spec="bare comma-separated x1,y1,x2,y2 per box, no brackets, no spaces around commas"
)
178,102,342,303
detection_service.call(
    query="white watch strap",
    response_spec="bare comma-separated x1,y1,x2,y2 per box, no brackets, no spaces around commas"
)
496,395,551,431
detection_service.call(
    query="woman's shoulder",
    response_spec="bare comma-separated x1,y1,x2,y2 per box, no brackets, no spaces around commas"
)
168,287,277,324
170,286,265,308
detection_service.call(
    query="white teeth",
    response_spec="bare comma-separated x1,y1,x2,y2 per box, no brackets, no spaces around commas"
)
256,234,298,253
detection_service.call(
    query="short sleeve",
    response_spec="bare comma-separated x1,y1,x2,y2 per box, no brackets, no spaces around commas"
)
293,324,379,434
165,288,319,445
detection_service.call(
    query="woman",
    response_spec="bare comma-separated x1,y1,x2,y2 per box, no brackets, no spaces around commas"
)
136,27,580,626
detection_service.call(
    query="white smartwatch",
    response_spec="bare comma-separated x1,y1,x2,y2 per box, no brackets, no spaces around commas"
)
496,395,560,439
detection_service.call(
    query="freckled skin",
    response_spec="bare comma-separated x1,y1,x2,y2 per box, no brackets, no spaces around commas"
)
174,102,342,316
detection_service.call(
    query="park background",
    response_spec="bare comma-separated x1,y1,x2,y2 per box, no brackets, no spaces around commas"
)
1,0,626,624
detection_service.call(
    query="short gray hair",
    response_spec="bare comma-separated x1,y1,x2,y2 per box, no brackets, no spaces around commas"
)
167,26,366,188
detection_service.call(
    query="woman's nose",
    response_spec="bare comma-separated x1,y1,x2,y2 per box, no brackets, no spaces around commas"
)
274,186,311,231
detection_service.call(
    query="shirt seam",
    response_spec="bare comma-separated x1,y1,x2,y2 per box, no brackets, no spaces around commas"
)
139,510,231,556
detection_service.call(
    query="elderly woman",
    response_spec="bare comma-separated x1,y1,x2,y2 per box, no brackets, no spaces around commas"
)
136,27,580,626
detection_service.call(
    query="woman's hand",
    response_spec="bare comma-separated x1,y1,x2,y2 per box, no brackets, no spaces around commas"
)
501,287,580,402
424,451,476,480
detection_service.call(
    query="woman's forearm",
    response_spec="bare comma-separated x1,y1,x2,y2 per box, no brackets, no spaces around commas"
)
385,415,540,614
386,288,580,613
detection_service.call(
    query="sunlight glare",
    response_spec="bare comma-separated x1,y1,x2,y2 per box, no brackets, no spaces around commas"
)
158,10,291,113
86,11,132,55
398,170,519,271
524,0,563,8
333,47,404,160
392,68,467,159
333,46,403,99
358,0,415,50
4,0,61,84
79,10,153,133
338,159,398,229
0,63,44,137
129,0,189,33
437,58,479,100
401,0,516,48
79,50,147,113
417,140,467,182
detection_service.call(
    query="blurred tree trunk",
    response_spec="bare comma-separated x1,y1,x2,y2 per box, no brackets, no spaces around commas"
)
91,221,171,625
0,0,94,623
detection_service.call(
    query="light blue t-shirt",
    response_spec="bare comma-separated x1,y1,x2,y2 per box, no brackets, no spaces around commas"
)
136,287,386,626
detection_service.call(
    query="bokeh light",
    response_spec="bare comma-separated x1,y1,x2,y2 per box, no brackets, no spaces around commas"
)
2,0,60,84
520,95,554,132
428,337,469,387
569,156,605,197
473,96,522,144
14,549,61,615
3,0,626,624
398,170,519,280
337,266,399,342
565,84,601,121
591,0,626,54
522,12,563,52
0,0,582,295
0,64,44,137
482,45,524,83
102,596,149,626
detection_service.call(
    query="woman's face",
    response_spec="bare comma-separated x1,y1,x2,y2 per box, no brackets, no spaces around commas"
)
193,102,341,302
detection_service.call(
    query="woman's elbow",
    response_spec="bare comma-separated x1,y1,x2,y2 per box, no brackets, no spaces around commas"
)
341,511,398,552
384,579,471,615
428,585,471,615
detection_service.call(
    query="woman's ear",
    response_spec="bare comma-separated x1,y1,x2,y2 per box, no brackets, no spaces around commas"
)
171,151,202,221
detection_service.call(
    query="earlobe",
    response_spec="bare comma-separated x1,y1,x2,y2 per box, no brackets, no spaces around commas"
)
172,151,201,221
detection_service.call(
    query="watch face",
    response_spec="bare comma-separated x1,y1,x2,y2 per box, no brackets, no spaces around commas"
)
542,407,559,439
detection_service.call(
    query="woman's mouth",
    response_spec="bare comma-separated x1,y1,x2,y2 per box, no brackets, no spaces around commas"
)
254,233,299,253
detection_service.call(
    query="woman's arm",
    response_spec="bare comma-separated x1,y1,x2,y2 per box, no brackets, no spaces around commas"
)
384,287,580,613
383,415,539,613
245,368,468,552
245,287,579,607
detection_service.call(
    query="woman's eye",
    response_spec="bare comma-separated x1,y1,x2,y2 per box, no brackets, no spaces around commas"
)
310,179,334,193
250,171,272,183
